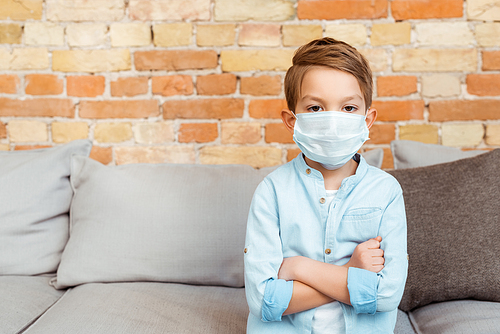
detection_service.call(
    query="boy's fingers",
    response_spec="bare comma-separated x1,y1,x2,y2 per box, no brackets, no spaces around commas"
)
371,249,384,257
366,238,381,249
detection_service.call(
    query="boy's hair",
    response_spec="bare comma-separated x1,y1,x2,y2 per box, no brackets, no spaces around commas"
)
284,37,373,111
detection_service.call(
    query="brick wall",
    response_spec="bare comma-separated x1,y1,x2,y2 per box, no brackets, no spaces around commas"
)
0,0,499,169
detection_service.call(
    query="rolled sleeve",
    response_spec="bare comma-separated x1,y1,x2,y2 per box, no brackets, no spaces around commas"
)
262,278,294,322
347,267,378,315
244,179,290,322
376,188,408,312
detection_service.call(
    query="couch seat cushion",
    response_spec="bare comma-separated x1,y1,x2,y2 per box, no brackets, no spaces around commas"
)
395,309,417,334
0,276,65,333
24,282,248,334
409,300,500,334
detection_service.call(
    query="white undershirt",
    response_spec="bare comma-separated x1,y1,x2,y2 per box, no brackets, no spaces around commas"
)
311,189,346,334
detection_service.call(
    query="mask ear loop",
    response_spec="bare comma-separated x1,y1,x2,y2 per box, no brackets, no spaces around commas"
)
290,110,298,125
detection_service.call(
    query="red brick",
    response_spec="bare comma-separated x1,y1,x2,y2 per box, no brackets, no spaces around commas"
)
25,74,63,96
429,100,500,122
249,99,287,119
135,50,218,71
178,123,218,143
482,51,500,71
14,145,52,151
239,24,281,46
265,123,293,144
377,76,417,97
297,0,388,20
287,147,301,162
381,147,393,170
392,0,463,20
0,75,20,94
111,77,148,97
196,74,237,95
163,99,244,119
80,100,159,119
372,100,425,122
369,123,395,144
67,76,105,97
90,146,113,165
467,74,500,96
241,75,282,96
152,75,193,96
0,98,74,117
221,122,261,144
0,121,6,138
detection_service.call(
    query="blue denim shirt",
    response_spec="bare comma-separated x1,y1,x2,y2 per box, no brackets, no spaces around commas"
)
244,154,408,334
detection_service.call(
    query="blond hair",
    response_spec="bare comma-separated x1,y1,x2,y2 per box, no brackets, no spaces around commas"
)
284,37,373,111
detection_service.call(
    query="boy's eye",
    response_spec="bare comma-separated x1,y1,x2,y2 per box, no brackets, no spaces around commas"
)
307,105,323,112
343,105,357,112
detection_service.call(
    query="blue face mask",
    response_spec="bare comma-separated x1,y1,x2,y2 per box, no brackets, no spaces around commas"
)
293,110,370,170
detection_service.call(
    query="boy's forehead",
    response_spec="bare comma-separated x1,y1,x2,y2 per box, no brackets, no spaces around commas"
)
299,67,364,101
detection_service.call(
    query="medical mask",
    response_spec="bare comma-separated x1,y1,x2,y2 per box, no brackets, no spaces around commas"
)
293,110,370,170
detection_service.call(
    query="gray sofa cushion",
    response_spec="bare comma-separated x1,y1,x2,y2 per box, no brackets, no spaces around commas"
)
362,148,384,169
0,276,65,334
0,140,92,275
395,309,417,334
409,300,500,334
24,282,248,334
54,156,270,289
391,140,486,169
388,149,500,311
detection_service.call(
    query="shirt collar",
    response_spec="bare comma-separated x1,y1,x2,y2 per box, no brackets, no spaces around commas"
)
293,152,369,186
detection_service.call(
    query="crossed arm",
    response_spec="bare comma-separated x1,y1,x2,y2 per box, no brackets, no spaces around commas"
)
279,236,384,316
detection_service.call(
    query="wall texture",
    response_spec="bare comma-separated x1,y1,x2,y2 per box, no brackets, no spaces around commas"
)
0,0,499,168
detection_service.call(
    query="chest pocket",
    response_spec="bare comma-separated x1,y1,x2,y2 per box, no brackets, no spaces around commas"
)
338,207,382,243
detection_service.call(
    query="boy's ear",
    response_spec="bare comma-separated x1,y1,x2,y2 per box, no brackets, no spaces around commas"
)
365,107,377,129
281,109,296,134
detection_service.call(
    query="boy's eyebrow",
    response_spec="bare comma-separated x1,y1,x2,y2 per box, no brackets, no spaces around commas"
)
300,94,326,103
339,94,364,104
301,94,363,104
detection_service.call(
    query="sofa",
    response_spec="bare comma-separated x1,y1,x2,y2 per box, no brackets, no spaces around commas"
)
1,139,499,334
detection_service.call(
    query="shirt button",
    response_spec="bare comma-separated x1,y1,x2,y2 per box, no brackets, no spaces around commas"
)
325,248,331,255
244,248,248,254
319,197,326,204
306,168,311,174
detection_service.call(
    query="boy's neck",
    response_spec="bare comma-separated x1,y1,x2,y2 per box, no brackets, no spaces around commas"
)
303,155,358,191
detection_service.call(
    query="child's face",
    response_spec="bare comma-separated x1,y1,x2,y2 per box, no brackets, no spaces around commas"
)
295,66,367,116
281,65,377,139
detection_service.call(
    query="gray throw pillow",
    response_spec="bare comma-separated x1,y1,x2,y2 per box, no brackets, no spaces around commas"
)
391,140,486,169
0,140,92,275
54,156,269,289
361,148,383,169
388,149,500,312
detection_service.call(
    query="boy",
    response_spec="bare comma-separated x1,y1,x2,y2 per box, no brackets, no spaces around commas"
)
244,37,408,334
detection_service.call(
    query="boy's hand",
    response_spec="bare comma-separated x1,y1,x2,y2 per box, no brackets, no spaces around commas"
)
278,256,304,281
344,236,385,273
